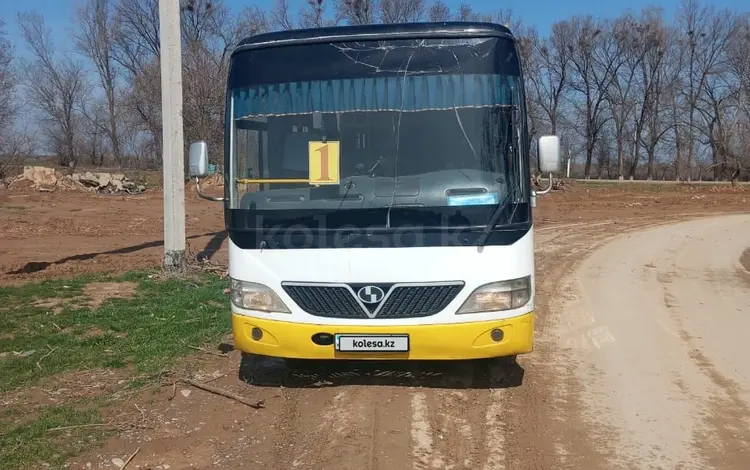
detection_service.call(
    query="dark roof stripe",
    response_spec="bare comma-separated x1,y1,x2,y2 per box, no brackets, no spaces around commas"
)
233,22,514,54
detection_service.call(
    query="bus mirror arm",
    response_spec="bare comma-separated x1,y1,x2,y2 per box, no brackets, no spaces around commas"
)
535,173,554,195
194,176,225,202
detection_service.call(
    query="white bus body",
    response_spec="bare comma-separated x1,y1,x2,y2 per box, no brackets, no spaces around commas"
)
189,22,560,363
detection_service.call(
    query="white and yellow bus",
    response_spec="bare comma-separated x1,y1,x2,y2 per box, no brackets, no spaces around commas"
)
189,22,560,366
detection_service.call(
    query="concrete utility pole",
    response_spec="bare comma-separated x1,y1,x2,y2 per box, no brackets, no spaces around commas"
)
158,0,186,271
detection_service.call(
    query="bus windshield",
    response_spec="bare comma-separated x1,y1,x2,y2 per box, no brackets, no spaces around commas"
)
226,36,530,233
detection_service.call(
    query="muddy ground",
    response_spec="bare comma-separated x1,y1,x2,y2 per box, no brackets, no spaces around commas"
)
1,181,749,469
0,181,746,285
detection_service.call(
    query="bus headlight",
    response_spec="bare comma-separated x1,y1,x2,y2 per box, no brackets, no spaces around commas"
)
230,279,291,313
456,276,531,314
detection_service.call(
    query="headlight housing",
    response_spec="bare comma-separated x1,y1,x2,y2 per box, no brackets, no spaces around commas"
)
230,278,290,313
456,276,531,314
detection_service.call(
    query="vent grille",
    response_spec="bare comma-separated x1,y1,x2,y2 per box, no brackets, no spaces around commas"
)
281,283,464,319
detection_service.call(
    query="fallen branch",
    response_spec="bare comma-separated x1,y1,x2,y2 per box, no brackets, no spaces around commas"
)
179,378,265,409
203,373,227,384
121,447,140,469
187,345,229,358
134,404,145,420
47,423,110,432
36,345,58,370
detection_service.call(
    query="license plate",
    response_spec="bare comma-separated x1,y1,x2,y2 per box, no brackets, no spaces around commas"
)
335,334,409,352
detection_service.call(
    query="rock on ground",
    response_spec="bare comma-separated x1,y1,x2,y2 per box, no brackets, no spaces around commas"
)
6,166,146,194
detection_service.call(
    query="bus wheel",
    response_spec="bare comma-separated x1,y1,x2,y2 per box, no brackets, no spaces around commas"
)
283,358,319,372
497,355,517,366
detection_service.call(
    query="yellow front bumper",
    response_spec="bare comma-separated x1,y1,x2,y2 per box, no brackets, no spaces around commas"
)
232,311,534,360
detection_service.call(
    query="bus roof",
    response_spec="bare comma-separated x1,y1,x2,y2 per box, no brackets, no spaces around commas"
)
233,22,514,55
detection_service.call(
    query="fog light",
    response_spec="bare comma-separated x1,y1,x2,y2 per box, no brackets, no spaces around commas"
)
251,327,263,341
490,329,504,342
311,333,334,346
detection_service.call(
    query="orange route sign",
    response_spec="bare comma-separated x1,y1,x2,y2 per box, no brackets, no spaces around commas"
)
308,141,340,185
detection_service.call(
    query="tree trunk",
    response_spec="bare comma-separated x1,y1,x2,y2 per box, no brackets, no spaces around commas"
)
107,93,122,166
671,93,682,181
584,140,594,179
617,129,624,180
646,143,656,180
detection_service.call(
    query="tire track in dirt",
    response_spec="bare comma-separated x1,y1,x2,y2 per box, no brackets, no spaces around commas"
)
254,224,615,470
272,385,381,470
409,360,515,470
417,362,483,470
536,217,747,468
480,362,508,470
266,365,418,470
369,384,413,470
408,362,465,470
256,214,730,470
486,217,694,469
403,225,610,470
282,388,354,468
652,218,750,468
410,391,445,469
400,217,690,470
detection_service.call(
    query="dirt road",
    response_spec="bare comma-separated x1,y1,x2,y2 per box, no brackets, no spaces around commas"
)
558,213,750,469
5,182,748,469
64,213,748,470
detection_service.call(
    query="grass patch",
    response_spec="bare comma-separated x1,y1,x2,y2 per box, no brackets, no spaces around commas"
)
0,270,230,468
0,204,26,211
0,402,110,470
0,271,230,392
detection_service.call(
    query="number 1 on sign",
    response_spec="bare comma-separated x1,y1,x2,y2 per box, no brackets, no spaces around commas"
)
308,141,340,185
317,145,330,181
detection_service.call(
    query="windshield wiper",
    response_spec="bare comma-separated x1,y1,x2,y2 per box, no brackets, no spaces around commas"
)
475,188,516,247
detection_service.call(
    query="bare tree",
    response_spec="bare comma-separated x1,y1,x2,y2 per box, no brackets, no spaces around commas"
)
527,21,572,136
606,14,650,179
676,0,736,181
271,0,296,30
595,127,615,178
638,12,675,179
75,0,124,166
300,0,330,28
181,0,219,43
79,100,107,166
728,15,750,117
9,0,747,181
695,18,742,183
378,0,425,24
727,15,750,180
111,0,268,168
567,16,627,178
233,6,271,40
111,0,160,77
0,19,32,179
516,26,544,166
427,0,450,22
0,18,14,139
335,0,376,25
454,2,490,22
17,11,89,167
111,0,162,163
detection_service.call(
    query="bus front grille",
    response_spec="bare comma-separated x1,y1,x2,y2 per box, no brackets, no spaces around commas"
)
281,282,464,319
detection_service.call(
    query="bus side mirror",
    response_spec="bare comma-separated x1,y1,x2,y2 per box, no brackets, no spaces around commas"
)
538,135,561,174
188,140,224,202
189,141,209,178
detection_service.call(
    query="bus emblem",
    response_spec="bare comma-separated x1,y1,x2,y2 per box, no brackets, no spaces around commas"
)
357,286,385,304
